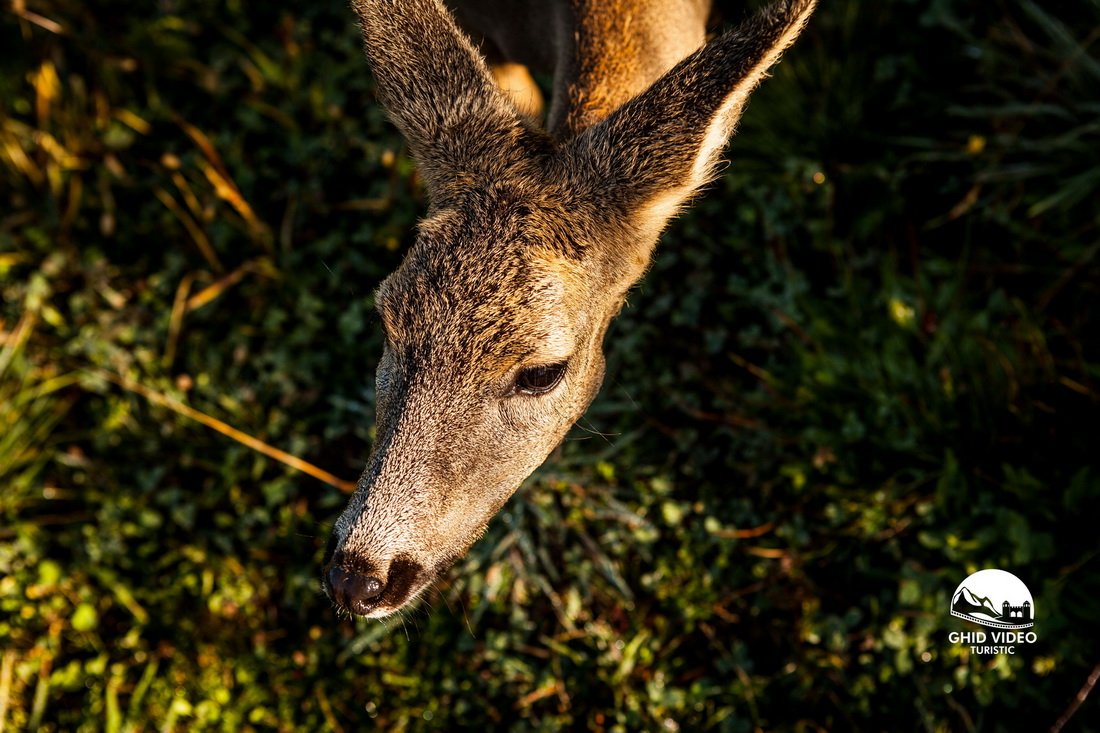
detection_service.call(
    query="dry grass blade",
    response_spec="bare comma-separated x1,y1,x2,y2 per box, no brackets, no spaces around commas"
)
112,109,151,135
154,188,223,271
28,651,51,732
1050,660,1100,733
0,124,44,185
185,259,266,312
515,682,564,710
94,369,357,493
199,162,270,241
315,688,346,733
169,171,204,222
0,311,37,380
31,60,59,124
744,546,788,559
162,273,195,369
165,260,269,366
10,1,64,35
0,650,15,733
709,521,776,540
178,120,229,175
179,118,271,244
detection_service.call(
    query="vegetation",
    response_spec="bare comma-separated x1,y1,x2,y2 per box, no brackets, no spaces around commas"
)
2,0,1098,729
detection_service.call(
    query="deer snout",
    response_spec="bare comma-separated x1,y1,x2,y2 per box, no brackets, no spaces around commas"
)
322,546,429,618
325,561,385,616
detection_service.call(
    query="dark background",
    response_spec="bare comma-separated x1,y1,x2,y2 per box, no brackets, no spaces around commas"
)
2,0,1098,730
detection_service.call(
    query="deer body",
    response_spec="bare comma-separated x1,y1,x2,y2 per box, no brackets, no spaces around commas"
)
325,0,816,618
444,0,713,134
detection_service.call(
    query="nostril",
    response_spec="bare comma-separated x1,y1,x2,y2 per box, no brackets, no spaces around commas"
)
326,564,385,615
360,575,383,599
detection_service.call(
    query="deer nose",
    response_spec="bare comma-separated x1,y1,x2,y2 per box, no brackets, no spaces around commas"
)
326,564,384,615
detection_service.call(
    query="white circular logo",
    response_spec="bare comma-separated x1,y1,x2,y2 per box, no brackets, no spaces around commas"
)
950,568,1034,630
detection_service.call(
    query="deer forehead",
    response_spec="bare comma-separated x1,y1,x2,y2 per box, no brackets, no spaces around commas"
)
374,234,585,371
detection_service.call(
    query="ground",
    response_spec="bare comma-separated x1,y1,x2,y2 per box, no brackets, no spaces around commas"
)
1,0,1099,730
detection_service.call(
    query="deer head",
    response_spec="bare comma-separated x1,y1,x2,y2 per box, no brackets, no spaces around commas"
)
324,0,816,618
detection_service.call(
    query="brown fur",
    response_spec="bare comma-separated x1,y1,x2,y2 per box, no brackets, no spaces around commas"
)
326,0,817,618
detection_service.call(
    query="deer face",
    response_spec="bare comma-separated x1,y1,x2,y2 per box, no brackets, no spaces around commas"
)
325,0,815,617
326,188,622,617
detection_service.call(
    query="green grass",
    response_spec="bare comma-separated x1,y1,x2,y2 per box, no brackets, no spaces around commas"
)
2,0,1099,730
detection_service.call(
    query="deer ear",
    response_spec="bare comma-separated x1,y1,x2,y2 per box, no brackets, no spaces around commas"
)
572,0,816,238
352,0,528,198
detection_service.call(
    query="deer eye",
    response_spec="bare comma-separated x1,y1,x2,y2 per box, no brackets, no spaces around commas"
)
514,361,567,396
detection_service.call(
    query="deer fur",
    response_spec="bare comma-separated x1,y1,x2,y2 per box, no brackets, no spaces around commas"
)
324,0,817,618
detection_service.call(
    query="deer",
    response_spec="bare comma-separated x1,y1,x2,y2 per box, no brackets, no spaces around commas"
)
323,0,817,619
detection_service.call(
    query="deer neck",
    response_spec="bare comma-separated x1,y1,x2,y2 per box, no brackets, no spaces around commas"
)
549,0,712,136
446,0,713,139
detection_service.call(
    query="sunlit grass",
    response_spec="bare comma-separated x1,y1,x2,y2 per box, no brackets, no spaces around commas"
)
1,0,1098,730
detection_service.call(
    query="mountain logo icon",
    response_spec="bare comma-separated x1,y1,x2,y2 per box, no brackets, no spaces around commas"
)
950,569,1034,630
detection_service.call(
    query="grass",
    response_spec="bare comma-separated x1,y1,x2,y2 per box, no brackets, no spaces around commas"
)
2,0,1099,730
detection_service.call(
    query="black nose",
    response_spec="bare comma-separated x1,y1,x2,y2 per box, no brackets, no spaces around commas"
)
326,564,384,615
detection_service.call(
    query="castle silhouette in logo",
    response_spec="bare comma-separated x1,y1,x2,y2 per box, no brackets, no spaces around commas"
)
951,585,1034,629
1002,599,1031,622
950,569,1035,630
